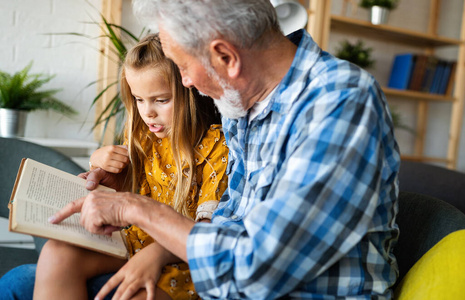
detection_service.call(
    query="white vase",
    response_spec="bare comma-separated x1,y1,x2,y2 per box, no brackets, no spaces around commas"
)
270,0,308,35
370,6,390,25
0,108,28,137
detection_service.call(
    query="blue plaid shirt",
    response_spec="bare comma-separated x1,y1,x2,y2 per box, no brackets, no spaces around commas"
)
187,30,400,299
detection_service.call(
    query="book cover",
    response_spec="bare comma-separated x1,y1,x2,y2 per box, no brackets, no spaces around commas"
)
438,61,453,95
388,53,416,90
446,61,457,96
421,56,439,92
408,54,429,91
430,60,446,94
8,158,128,259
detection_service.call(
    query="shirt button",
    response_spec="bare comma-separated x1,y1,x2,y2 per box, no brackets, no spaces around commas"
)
231,215,238,220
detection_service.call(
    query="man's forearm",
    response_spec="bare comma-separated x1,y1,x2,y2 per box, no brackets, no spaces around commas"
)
127,200,196,261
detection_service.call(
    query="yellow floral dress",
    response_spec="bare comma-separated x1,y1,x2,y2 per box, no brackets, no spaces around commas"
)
123,125,228,299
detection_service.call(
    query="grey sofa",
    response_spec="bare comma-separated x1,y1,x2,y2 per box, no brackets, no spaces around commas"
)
1,138,465,293
392,160,465,287
398,160,465,213
0,137,85,277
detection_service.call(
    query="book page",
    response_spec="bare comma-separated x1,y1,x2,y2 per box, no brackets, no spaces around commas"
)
14,198,123,247
13,159,110,209
10,159,127,258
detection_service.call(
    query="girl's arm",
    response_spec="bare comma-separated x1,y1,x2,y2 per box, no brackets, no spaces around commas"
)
89,145,129,174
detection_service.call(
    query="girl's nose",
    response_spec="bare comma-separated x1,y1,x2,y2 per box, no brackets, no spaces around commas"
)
144,102,157,118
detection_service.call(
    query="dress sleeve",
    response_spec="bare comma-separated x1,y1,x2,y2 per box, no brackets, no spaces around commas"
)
195,129,229,221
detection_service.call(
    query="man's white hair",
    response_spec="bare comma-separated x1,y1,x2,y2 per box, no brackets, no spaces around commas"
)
132,0,280,59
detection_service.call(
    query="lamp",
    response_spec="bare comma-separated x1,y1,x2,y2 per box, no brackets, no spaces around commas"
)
271,0,308,35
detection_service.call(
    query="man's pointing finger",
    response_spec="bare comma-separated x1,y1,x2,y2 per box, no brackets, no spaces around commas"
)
48,197,85,224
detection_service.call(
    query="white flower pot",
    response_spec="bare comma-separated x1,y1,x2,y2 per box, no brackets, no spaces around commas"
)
0,108,28,137
370,6,390,25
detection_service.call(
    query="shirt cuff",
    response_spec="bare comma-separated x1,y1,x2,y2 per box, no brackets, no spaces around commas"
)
195,200,219,222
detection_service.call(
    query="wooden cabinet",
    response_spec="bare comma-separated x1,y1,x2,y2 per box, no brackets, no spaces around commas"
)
306,0,465,169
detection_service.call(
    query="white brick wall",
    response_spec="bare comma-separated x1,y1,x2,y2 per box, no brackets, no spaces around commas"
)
0,0,103,141
2,0,465,171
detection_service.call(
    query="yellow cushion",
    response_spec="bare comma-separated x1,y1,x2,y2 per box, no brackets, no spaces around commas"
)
395,229,465,300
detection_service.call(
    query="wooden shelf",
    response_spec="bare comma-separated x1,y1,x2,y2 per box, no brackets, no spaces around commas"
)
308,0,465,168
382,87,456,102
331,15,462,47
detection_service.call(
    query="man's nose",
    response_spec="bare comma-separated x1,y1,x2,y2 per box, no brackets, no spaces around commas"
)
181,73,194,88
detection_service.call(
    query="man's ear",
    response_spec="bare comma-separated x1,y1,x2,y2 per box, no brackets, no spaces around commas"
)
210,39,241,78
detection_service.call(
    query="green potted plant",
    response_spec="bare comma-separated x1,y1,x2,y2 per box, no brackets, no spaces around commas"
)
359,0,399,24
335,40,375,69
0,63,77,138
58,13,146,144
390,106,415,134
90,17,144,144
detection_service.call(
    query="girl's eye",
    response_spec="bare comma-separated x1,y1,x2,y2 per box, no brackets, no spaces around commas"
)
157,99,170,104
134,97,144,103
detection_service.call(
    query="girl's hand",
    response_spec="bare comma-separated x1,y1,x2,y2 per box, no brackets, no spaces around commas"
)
96,242,176,300
90,145,129,174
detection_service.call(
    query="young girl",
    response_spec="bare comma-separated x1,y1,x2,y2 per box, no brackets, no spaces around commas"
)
34,34,228,300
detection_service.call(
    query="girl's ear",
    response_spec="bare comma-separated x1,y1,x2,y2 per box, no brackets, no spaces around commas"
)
209,39,241,79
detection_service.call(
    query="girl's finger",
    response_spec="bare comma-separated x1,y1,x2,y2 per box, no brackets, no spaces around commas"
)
95,270,123,300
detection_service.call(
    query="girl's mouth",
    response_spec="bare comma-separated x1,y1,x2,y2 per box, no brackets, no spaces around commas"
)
148,124,164,133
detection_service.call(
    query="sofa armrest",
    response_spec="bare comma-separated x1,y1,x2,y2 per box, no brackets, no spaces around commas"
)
0,246,38,278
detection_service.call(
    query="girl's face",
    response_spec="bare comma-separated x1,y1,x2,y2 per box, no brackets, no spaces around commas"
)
126,66,174,139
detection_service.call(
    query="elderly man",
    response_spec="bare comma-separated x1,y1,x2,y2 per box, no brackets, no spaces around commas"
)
1,0,400,299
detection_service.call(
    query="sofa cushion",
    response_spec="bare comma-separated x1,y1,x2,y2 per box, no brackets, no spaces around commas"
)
395,229,465,299
394,192,465,286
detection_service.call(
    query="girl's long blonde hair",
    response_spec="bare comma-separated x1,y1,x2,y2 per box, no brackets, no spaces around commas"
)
120,34,220,218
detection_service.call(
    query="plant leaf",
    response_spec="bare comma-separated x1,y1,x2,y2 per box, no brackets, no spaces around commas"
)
0,63,77,116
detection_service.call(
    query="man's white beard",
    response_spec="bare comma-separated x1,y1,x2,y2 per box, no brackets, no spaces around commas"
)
200,63,248,119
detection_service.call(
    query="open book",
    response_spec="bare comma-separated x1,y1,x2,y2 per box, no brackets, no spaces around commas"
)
8,158,128,259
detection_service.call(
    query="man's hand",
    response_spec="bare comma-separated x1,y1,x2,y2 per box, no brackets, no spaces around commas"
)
96,242,178,300
49,191,151,236
90,145,130,174
78,168,127,192
49,189,192,261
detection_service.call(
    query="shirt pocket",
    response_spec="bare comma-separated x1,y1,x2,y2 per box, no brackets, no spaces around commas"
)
247,164,275,200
